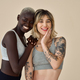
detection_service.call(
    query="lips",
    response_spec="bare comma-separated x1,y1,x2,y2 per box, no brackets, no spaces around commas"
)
23,26,29,30
41,28,48,31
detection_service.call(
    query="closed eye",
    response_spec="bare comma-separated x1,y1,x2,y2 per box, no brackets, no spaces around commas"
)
22,19,27,22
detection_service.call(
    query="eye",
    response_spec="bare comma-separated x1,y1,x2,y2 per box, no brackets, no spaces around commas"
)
22,19,27,22
39,20,43,23
30,21,34,24
46,20,51,23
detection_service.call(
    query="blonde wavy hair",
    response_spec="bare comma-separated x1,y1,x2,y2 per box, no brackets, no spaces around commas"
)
32,9,57,39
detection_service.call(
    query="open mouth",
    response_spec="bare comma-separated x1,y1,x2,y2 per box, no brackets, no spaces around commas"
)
41,28,48,31
23,26,29,30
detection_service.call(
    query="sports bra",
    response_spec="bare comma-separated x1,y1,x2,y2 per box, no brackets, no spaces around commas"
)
32,39,63,70
1,30,25,61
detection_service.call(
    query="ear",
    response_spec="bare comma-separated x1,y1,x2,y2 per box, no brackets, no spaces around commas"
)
17,15,20,21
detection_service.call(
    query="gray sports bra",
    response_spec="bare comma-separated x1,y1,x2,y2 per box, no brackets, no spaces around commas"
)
32,39,63,70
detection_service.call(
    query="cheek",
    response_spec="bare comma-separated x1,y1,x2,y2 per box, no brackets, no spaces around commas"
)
37,25,39,31
37,25,41,33
19,21,25,25
30,24,33,27
37,24,40,29
37,23,42,28
47,23,51,29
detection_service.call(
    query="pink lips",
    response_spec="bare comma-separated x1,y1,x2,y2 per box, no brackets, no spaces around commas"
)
41,28,48,31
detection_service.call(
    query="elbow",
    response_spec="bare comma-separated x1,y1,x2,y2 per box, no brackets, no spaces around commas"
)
52,64,59,70
12,67,21,74
13,69,19,74
53,67,58,70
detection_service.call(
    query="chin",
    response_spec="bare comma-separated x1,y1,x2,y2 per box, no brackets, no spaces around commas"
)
40,33,46,36
21,29,29,33
43,32,46,35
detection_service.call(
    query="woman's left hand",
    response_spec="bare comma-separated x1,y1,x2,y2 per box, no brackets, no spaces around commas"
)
41,29,51,45
27,35,38,47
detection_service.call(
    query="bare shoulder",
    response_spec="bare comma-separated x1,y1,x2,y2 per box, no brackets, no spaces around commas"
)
54,36,66,57
54,36,66,44
4,30,16,39
2,30,17,47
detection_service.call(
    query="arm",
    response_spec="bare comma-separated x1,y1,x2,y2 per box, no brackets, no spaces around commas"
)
3,31,36,74
25,49,33,80
41,36,66,70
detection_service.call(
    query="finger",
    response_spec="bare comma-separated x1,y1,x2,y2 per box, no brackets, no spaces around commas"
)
47,29,51,36
32,42,36,46
27,35,34,42
31,38,37,44
31,42,33,44
29,40,31,42
49,29,51,34
34,38,38,42
27,36,31,41
44,29,50,37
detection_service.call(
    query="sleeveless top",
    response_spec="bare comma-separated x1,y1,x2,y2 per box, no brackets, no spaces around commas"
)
32,39,63,70
1,30,25,61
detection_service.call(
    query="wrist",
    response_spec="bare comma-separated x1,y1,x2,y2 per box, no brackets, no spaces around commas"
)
41,42,47,47
26,42,34,48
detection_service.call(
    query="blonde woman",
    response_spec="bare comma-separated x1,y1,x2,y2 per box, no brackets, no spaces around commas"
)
25,9,66,80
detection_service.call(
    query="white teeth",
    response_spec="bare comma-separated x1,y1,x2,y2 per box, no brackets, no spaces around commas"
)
42,28,47,30
23,26,28,29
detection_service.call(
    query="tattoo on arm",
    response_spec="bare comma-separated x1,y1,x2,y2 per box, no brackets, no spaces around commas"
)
44,48,57,62
49,53,57,61
44,51,51,62
55,37,66,58
25,62,30,71
47,48,57,61
44,37,66,62
25,62,33,80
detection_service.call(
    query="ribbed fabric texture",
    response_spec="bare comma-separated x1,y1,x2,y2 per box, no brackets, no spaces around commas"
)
1,30,25,61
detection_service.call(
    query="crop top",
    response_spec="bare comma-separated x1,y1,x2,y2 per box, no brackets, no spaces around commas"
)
1,30,25,61
32,39,63,70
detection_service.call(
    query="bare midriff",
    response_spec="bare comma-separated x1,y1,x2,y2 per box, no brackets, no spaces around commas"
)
1,60,21,76
33,69,61,80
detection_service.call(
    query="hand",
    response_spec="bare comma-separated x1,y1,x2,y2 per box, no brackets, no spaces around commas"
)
41,29,51,45
27,35,38,47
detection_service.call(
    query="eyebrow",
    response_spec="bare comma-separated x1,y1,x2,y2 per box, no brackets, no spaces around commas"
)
47,19,51,20
40,19,50,20
22,17,27,19
22,17,33,20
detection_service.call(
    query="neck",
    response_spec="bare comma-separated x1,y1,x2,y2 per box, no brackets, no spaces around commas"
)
38,35,52,43
14,25,24,37
39,34,44,39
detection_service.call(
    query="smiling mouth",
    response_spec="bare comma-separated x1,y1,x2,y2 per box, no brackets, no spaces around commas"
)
23,26,29,30
41,28,48,31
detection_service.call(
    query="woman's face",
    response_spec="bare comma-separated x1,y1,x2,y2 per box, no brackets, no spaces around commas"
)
18,12,34,33
37,15,51,36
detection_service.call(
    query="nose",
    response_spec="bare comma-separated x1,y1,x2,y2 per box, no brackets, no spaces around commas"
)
43,22,47,27
25,21,30,27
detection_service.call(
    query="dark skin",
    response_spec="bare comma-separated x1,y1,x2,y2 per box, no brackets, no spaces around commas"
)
1,11,37,77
